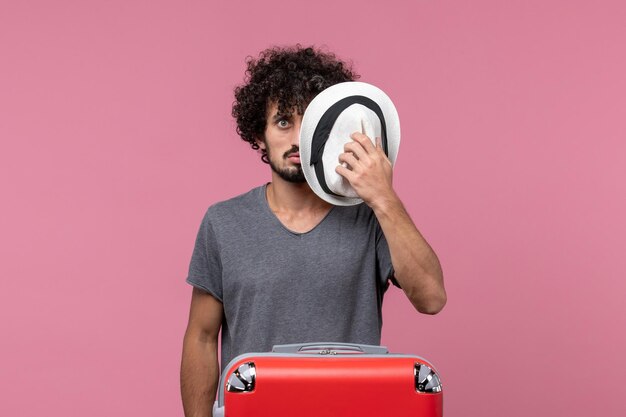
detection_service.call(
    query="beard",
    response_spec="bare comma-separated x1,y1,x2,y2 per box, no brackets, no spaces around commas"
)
267,144,306,183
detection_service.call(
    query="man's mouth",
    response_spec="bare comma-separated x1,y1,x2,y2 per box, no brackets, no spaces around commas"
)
283,145,301,163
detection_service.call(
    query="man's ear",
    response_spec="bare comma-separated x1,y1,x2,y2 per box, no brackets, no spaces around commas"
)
255,136,266,150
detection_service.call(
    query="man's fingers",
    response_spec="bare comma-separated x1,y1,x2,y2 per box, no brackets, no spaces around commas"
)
375,137,390,161
335,164,356,181
343,141,367,161
338,152,359,171
350,132,376,154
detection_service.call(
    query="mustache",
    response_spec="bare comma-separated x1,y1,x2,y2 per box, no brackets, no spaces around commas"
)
283,145,299,158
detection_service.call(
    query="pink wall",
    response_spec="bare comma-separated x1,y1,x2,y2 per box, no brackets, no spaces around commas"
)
1,1,625,416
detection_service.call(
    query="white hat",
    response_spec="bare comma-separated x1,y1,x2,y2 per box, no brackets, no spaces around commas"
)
299,81,401,206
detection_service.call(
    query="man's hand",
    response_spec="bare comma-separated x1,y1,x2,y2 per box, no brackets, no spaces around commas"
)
335,132,396,209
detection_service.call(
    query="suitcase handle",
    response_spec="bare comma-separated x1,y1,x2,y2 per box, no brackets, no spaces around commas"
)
271,342,388,355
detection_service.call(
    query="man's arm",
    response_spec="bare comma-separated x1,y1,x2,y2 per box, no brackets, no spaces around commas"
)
370,194,446,314
337,133,447,314
181,287,224,417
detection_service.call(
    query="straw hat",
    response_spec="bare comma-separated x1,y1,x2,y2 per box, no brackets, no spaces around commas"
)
299,82,401,206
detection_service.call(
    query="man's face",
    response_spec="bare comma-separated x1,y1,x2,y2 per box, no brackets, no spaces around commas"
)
259,102,306,183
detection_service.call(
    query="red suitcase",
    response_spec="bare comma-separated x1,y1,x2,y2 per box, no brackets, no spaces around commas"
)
213,342,443,417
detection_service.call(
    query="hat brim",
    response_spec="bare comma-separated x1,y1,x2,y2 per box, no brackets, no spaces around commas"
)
299,82,401,206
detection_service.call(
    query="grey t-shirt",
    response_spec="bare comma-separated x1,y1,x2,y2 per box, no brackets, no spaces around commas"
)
186,184,399,372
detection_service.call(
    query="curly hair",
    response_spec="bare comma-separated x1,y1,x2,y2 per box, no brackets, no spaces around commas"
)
232,45,359,163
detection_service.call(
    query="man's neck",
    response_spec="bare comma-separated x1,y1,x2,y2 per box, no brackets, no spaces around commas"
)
265,175,332,215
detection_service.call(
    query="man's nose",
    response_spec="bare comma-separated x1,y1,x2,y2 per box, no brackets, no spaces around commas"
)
291,117,303,146
290,131,299,147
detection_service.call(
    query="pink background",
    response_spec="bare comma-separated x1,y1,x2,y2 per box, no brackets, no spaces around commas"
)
1,1,625,416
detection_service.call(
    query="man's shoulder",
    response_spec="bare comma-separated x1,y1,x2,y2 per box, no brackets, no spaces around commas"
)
203,185,265,223
334,201,377,224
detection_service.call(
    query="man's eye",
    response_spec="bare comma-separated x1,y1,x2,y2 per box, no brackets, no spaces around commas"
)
278,119,290,128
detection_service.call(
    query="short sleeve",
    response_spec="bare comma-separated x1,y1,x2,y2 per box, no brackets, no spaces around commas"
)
185,210,224,302
375,222,401,290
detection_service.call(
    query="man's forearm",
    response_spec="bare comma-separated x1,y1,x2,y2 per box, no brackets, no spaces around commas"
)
181,332,220,417
371,192,446,314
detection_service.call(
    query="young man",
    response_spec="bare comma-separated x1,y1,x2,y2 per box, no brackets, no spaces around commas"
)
180,45,446,417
